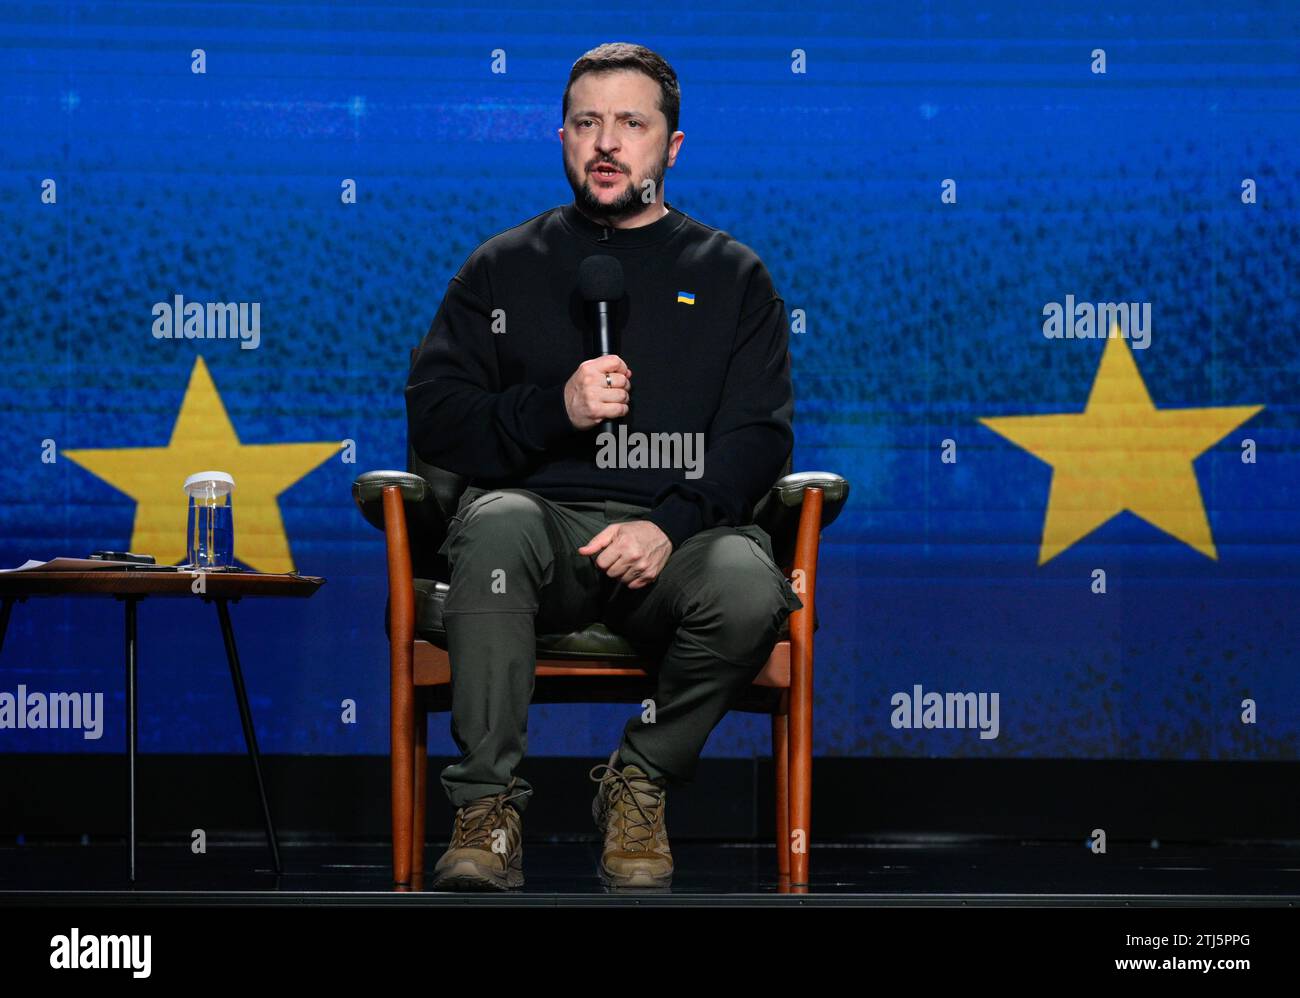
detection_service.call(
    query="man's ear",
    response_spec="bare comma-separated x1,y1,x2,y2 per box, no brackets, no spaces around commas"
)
667,130,685,168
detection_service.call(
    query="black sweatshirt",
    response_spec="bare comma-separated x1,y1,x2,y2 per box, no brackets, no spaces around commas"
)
404,200,794,551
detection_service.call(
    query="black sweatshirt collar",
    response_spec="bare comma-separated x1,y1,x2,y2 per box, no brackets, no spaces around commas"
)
560,200,687,248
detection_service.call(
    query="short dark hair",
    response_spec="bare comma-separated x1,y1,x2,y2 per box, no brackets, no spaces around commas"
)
562,43,680,136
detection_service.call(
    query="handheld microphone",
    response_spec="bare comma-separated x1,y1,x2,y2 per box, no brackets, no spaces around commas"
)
577,255,626,440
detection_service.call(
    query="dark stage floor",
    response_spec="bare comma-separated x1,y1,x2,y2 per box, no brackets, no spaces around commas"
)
2,837,1298,905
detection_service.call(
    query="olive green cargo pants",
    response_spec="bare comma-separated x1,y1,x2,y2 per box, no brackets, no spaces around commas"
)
435,485,804,814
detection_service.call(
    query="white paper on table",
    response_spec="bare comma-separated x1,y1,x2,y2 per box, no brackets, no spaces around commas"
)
0,557,171,572
0,559,48,572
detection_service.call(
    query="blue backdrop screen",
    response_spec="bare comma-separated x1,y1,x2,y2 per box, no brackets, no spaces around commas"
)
1,2,1296,761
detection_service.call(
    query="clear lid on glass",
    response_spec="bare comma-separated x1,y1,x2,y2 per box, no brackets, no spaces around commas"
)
183,470,235,495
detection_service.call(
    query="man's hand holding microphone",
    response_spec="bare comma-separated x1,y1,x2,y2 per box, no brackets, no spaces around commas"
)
563,355,673,590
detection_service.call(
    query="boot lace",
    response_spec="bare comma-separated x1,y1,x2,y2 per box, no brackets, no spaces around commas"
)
588,762,664,852
453,778,530,851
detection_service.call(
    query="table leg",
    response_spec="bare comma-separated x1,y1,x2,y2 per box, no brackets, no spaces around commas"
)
122,595,140,884
214,598,283,875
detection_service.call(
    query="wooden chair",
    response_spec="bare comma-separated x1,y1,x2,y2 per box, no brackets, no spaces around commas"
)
353,414,847,888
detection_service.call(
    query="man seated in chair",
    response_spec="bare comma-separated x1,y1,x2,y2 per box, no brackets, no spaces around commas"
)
405,41,803,891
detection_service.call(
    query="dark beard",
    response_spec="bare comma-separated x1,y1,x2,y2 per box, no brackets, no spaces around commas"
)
565,142,670,224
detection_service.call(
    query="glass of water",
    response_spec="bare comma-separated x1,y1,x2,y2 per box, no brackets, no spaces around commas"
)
183,471,235,569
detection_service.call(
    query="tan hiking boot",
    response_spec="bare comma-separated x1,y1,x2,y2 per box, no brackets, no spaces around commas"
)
589,750,673,888
431,777,530,891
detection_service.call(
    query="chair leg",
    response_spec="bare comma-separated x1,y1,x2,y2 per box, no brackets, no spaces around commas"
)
789,662,812,887
789,653,812,887
412,699,427,878
383,485,417,887
390,636,414,886
772,707,790,881
790,722,811,887
788,487,821,889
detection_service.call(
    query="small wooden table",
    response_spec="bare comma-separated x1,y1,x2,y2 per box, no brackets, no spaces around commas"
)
0,568,325,881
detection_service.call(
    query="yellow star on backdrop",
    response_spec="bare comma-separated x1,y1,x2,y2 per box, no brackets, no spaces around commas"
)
979,335,1262,565
64,356,341,572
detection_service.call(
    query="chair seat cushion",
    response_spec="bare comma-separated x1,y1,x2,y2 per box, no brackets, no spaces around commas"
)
392,579,813,658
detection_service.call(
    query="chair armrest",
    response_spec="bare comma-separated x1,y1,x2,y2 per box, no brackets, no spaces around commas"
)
753,471,850,574
352,471,452,578
352,470,433,527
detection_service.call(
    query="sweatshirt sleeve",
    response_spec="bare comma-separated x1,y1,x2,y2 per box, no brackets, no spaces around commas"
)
405,265,575,479
640,259,795,550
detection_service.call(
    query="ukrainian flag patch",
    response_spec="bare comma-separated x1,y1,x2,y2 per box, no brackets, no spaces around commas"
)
676,291,696,305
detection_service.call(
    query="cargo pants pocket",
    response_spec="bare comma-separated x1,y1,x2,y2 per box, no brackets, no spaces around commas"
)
436,485,494,558
735,522,805,616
